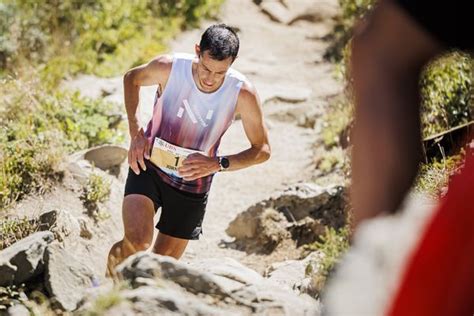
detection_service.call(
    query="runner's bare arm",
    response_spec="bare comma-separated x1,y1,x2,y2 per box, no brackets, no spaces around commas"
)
224,82,271,170
123,55,172,175
123,55,172,138
178,82,271,181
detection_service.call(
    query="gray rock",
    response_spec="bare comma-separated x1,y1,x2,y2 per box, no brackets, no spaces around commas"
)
265,252,322,293
226,183,348,251
0,231,54,286
38,209,80,242
121,286,229,316
83,145,128,171
190,257,264,285
44,242,95,311
189,257,264,293
226,207,290,253
6,304,30,316
271,183,347,227
116,251,163,281
85,252,321,315
117,252,230,297
66,145,127,185
231,281,320,315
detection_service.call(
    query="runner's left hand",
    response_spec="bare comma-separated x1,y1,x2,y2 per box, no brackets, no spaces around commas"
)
178,153,220,181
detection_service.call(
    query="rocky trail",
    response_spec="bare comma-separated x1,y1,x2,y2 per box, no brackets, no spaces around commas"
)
175,0,342,271
2,1,353,314
62,0,343,273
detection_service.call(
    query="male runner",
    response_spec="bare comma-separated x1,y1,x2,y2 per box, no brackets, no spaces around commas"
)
106,24,270,275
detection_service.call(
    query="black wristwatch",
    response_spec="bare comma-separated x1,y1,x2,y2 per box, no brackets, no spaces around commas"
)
218,156,230,171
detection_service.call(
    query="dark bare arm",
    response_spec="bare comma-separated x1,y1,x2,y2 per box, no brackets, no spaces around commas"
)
350,0,441,227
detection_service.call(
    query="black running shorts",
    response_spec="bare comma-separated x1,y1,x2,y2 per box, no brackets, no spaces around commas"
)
124,160,208,240
396,0,473,51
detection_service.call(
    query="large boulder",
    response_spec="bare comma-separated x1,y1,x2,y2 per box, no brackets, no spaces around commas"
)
0,231,54,286
226,207,290,253
104,252,321,315
226,183,348,252
44,242,96,311
66,144,128,183
83,145,128,171
117,252,231,297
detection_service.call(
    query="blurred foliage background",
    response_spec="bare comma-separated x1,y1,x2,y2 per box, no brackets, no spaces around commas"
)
325,0,472,142
314,0,472,291
321,0,473,194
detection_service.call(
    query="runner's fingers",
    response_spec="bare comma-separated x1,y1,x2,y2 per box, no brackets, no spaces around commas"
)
182,156,197,165
183,153,206,165
179,166,201,177
144,140,151,159
177,166,192,176
137,155,147,172
186,171,206,181
178,164,193,173
183,168,210,181
129,157,140,175
183,173,199,181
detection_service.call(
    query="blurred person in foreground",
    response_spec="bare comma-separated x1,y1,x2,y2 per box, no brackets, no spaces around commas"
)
350,0,473,314
106,24,270,277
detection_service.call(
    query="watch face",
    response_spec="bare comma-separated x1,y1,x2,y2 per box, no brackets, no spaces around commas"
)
221,157,230,169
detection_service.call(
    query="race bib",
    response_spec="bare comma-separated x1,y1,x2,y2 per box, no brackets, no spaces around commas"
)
150,137,206,177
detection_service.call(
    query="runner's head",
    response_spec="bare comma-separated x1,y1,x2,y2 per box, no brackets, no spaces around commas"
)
194,24,239,92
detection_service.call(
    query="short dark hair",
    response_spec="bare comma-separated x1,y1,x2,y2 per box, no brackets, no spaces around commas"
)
199,24,239,61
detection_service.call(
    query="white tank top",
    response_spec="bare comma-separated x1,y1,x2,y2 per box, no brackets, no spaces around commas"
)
144,53,248,193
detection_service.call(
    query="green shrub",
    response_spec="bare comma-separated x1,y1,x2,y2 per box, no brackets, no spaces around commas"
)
324,0,375,63
321,98,353,149
83,286,124,316
325,0,472,143
1,0,223,86
0,78,124,210
0,284,27,311
0,216,40,250
81,172,111,219
303,226,350,296
415,152,465,197
421,52,473,137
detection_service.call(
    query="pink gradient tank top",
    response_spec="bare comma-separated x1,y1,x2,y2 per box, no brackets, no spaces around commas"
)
144,53,247,193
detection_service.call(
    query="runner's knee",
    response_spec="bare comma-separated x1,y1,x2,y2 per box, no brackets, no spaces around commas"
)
121,195,155,251
123,235,152,253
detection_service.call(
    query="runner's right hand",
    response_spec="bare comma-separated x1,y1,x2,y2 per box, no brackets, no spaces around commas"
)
128,128,151,175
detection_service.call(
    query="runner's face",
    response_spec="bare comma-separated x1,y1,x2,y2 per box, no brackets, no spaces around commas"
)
196,50,233,92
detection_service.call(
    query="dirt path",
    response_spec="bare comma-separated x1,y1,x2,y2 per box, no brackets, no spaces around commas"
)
59,0,343,275
163,0,342,271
